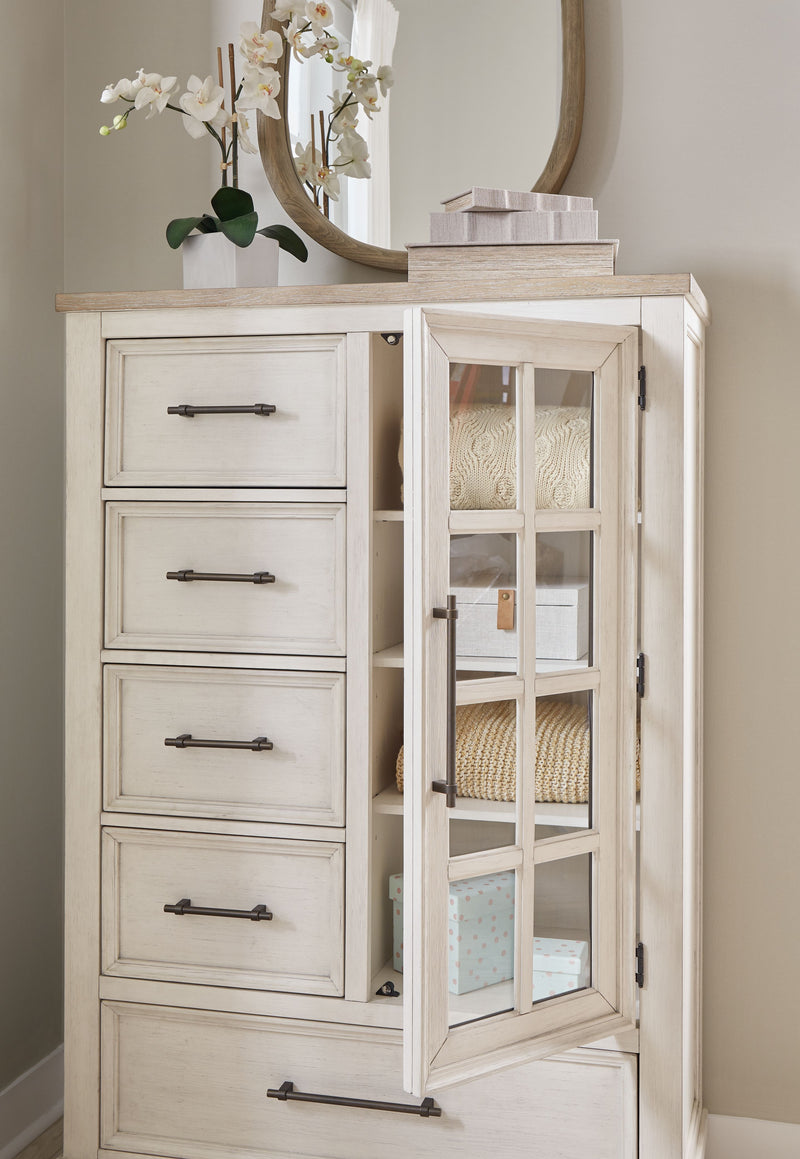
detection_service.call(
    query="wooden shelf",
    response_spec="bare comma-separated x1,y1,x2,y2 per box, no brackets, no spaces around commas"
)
373,786,591,828
373,510,404,522
372,643,590,678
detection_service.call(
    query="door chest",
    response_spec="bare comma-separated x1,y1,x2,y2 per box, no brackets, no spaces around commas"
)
61,272,707,1159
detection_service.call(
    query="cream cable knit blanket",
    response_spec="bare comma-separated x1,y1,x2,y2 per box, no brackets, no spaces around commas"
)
449,404,591,510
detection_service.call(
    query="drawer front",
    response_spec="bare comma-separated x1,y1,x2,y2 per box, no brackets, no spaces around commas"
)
105,336,347,487
101,1003,637,1159
105,502,346,654
102,830,344,994
104,665,345,826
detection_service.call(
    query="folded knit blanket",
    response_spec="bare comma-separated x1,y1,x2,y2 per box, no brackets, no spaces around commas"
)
449,404,591,511
396,697,640,805
398,404,591,510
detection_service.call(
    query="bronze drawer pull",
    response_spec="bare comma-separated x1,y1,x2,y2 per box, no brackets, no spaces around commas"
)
166,569,276,584
167,404,277,417
164,733,273,752
266,1081,441,1117
164,898,273,921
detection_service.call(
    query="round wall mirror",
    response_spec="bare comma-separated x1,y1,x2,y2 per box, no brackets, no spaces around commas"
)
258,0,584,272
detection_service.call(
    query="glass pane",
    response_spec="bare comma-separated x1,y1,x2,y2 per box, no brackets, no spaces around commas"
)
534,369,594,510
536,531,592,673
532,854,592,1003
448,697,518,854
534,691,592,831
448,870,517,1027
450,363,517,510
452,533,518,676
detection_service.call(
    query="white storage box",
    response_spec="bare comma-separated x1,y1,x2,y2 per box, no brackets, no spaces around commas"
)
454,580,589,662
532,936,590,1001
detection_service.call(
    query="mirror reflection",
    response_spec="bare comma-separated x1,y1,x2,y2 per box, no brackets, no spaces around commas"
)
285,0,562,250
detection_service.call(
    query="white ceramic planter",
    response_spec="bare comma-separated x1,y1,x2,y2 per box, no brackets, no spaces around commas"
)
181,232,280,289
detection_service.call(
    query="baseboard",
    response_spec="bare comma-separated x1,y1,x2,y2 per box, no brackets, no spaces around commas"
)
706,1113,800,1159
0,1046,64,1159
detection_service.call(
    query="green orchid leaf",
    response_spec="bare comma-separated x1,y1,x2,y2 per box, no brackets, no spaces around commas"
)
217,211,259,247
165,216,207,249
257,224,309,262
196,215,219,234
210,186,255,222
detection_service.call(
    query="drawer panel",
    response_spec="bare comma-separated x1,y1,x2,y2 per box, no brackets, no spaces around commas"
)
105,336,347,487
102,830,344,994
101,1003,636,1159
105,502,346,654
103,665,345,826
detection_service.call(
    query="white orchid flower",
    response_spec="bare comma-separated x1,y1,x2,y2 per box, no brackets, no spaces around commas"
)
313,161,340,199
348,75,380,117
234,109,258,154
239,22,284,67
237,65,281,120
295,141,322,182
305,1,335,34
134,72,178,118
329,90,359,136
283,15,313,61
376,65,394,96
334,131,371,178
302,34,339,59
100,76,142,103
180,75,225,124
272,1,300,20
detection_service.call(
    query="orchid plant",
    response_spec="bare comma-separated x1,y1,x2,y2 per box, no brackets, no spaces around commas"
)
270,1,394,210
98,23,308,259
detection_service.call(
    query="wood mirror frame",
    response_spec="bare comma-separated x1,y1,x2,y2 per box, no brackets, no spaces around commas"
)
258,0,585,273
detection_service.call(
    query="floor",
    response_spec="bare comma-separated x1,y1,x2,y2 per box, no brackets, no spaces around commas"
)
14,1119,62,1159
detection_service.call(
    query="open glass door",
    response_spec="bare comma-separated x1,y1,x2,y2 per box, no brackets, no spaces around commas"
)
403,308,639,1095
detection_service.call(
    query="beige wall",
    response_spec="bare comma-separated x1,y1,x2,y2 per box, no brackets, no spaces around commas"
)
0,0,65,1091
42,0,800,1130
566,0,800,1125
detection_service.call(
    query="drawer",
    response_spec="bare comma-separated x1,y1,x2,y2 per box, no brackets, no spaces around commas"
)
103,665,345,826
105,501,346,654
104,336,347,486
102,829,344,995
101,1003,637,1159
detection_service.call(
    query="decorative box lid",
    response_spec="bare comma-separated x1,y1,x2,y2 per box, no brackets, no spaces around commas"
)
390,871,515,924
451,579,588,608
532,579,588,608
532,936,589,975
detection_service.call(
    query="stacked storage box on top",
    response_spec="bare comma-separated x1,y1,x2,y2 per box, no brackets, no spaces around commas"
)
429,187,600,245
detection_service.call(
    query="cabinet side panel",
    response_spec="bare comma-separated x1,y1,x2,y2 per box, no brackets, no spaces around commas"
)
683,304,706,1145
63,312,104,1158
639,297,704,1159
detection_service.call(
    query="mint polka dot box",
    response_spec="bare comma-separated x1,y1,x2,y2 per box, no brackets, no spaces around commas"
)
389,871,590,998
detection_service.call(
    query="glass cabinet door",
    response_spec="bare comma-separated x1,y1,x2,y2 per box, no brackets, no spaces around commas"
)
403,309,640,1095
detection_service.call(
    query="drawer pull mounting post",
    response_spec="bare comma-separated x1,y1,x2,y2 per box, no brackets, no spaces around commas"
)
164,733,274,752
266,1081,441,1118
167,404,277,417
163,898,273,921
166,569,276,584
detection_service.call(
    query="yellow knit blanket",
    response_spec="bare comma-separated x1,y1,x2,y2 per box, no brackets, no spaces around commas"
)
396,698,640,804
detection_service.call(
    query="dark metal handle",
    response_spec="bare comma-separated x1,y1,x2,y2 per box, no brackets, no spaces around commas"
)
267,1081,441,1118
432,595,458,807
165,733,273,751
167,404,277,417
164,898,273,921
166,569,276,584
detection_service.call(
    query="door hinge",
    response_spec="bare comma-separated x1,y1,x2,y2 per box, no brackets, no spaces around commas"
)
638,365,647,411
636,652,646,698
635,942,645,988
